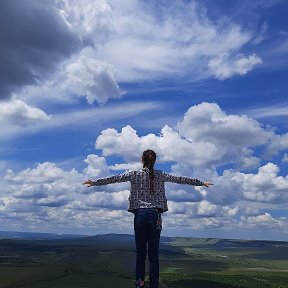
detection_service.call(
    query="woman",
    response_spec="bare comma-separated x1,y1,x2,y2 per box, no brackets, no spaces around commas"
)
83,149,213,288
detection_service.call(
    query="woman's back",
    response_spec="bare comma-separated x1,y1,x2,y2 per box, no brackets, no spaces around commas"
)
129,168,168,213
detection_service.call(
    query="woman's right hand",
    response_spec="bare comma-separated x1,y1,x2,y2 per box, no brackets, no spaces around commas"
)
82,180,95,187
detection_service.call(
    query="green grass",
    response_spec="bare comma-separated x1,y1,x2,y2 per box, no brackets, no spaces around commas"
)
161,272,288,288
1,236,288,288
0,267,42,287
7,272,134,288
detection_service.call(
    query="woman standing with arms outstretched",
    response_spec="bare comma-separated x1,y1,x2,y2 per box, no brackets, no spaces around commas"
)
83,149,213,288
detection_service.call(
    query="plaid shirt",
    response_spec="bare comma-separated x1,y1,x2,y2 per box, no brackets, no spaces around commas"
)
93,168,205,213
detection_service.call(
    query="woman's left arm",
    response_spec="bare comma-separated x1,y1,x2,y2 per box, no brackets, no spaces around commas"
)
161,172,213,187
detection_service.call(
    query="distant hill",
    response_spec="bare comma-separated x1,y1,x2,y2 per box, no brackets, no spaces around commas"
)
0,231,173,242
0,231,287,249
169,237,288,249
0,230,88,240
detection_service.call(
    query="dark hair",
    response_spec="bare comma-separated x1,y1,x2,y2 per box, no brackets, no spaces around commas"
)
142,149,157,193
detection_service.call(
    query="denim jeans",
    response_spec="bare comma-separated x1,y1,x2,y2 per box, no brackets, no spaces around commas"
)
134,208,162,288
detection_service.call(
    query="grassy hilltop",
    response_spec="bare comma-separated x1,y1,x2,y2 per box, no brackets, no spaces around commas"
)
0,233,288,288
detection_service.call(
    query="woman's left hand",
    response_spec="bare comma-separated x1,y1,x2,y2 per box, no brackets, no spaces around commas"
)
203,182,213,187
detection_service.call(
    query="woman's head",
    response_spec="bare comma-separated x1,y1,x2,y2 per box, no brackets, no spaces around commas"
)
142,149,156,168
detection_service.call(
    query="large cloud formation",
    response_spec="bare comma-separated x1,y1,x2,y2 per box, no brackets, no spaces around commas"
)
1,103,287,238
1,0,263,105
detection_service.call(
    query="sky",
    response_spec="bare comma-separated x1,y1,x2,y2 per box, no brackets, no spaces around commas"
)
0,0,288,241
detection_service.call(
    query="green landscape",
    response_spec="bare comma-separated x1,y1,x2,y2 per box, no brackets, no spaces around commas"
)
0,233,288,288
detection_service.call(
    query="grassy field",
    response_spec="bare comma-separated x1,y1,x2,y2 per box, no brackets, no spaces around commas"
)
0,235,287,288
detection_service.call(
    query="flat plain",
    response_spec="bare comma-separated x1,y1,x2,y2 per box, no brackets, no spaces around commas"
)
0,234,287,288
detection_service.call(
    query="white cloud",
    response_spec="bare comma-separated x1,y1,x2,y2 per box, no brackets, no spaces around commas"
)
10,0,263,108
282,153,288,163
0,155,136,232
166,187,203,203
109,162,142,171
242,163,288,203
83,154,110,178
266,133,288,158
36,196,69,207
57,0,262,84
208,53,262,80
95,102,276,168
57,0,113,43
0,99,50,126
98,1,261,82
208,163,288,205
96,124,221,167
4,162,83,206
5,162,80,184
247,104,288,119
0,101,162,139
1,101,287,237
197,200,218,216
93,102,288,211
240,213,288,231
85,190,130,210
61,48,124,104
1,150,287,238
176,102,273,148
21,48,124,105
237,149,261,170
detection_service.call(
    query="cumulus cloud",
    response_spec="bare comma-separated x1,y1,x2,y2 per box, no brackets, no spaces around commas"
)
36,196,68,207
83,154,110,178
0,99,50,126
0,157,136,233
208,163,288,205
176,103,273,148
1,149,287,237
85,190,130,210
197,200,218,217
21,48,124,105
241,163,288,203
240,213,288,231
61,49,124,104
4,162,83,203
95,102,277,169
5,162,78,183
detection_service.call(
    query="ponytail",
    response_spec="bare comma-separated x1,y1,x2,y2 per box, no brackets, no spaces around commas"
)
142,149,156,193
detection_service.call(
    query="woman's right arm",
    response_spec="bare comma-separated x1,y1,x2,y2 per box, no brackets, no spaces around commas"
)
83,171,134,187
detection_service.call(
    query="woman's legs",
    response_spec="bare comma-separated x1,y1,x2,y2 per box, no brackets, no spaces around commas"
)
134,209,161,288
134,209,148,287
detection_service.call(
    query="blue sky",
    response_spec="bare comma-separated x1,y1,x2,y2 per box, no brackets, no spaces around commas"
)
0,0,288,241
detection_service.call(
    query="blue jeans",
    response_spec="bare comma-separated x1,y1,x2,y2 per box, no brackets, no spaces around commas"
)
134,208,162,288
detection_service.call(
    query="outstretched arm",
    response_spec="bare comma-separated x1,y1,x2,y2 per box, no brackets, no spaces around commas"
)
161,172,213,187
83,171,134,188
